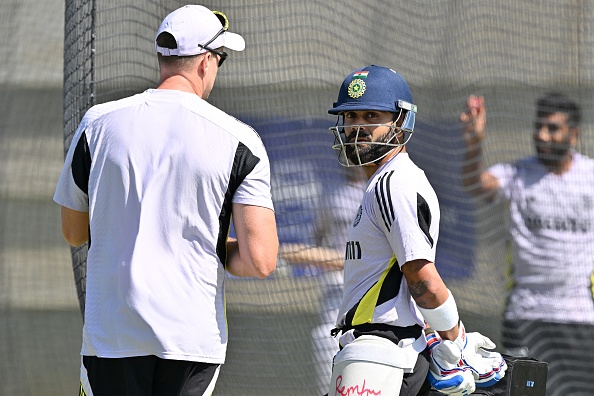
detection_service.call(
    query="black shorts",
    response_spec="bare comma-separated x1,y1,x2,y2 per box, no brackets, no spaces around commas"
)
81,355,220,396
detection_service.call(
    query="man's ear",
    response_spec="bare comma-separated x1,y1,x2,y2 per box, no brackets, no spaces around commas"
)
196,52,211,77
570,127,580,146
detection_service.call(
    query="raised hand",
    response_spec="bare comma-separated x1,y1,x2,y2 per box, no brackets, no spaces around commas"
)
460,95,487,148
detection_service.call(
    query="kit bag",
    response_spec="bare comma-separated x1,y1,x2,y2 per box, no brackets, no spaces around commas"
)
428,355,548,396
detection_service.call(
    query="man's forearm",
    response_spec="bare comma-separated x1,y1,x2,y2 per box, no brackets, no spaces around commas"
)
461,143,484,193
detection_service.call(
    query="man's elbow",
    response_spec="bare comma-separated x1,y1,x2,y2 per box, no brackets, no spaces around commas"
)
61,206,89,247
62,228,88,247
252,257,277,279
252,236,279,278
63,234,88,247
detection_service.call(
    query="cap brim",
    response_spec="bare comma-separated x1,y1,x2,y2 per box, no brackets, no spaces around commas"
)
221,32,245,51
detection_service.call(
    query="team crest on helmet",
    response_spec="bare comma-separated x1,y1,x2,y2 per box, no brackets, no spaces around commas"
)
348,79,366,98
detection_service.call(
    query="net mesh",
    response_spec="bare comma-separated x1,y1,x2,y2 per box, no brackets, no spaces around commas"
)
2,0,594,394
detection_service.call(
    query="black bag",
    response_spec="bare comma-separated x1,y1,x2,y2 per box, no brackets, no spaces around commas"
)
427,355,548,396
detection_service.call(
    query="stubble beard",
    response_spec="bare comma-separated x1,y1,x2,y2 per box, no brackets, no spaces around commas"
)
345,129,397,165
535,140,572,168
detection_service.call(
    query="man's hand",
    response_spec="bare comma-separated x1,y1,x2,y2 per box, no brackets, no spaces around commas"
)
426,321,507,393
462,332,507,387
460,95,487,148
426,365,475,396
426,326,476,395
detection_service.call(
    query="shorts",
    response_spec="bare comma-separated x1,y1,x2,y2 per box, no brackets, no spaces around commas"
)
80,355,220,396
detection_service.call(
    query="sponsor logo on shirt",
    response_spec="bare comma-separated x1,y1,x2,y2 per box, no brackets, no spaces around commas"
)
524,215,591,232
345,240,362,260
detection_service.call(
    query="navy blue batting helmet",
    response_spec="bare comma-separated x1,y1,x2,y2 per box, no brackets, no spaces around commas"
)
328,65,415,115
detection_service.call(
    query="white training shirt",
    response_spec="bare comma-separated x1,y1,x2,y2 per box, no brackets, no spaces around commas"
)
54,89,274,363
315,179,366,289
336,153,440,332
490,151,594,324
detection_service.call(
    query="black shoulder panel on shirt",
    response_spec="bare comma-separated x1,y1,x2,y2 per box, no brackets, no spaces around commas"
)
229,142,261,191
417,193,433,247
71,131,92,195
217,142,261,266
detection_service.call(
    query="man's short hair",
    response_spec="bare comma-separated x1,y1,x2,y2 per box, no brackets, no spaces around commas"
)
536,93,581,128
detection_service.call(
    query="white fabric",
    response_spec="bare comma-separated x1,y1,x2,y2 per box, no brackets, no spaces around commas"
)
417,289,459,331
316,179,366,290
490,151,594,324
54,89,273,363
311,322,339,395
312,175,365,394
336,152,440,330
330,359,403,396
334,334,426,372
155,5,245,56
331,335,416,396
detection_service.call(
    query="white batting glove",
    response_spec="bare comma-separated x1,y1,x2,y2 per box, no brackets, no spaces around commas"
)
426,367,475,396
462,332,507,387
426,325,476,395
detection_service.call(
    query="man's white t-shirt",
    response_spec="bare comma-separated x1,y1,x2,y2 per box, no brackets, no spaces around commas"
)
490,151,594,324
54,89,273,363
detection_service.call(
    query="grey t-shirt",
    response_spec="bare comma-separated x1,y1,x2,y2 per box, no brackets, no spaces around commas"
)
490,151,594,324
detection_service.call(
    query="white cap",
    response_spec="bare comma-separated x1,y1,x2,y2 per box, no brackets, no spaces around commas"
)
155,5,245,56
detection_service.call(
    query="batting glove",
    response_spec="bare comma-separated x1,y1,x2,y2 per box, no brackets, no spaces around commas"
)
426,367,475,396
462,332,507,387
426,325,476,395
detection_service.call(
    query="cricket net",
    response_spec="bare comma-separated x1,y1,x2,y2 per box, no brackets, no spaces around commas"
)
2,0,594,395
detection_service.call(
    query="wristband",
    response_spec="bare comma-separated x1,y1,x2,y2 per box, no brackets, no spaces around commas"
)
418,289,459,331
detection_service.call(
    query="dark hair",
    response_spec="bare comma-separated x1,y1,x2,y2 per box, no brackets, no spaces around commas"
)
156,32,198,69
536,93,581,128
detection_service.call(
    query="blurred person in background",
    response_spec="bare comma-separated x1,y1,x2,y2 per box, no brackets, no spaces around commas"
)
279,166,366,394
54,5,278,396
460,93,594,396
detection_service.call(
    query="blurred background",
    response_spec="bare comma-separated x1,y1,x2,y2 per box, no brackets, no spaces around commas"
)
1,0,593,394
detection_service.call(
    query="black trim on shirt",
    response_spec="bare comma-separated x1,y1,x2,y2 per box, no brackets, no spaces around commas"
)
417,193,433,247
344,301,360,328
376,261,403,306
217,142,260,266
72,131,91,195
71,131,92,247
343,258,402,328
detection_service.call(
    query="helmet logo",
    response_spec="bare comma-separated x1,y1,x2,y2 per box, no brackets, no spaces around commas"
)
348,79,366,98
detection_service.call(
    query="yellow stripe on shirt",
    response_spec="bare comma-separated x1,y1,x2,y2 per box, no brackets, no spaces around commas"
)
352,255,398,326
